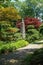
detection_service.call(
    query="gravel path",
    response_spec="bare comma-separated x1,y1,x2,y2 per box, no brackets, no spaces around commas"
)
0,44,43,65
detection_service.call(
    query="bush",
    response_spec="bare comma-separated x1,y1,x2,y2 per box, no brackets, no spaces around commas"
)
17,17,42,29
26,25,35,29
13,33,22,41
0,40,28,54
26,29,39,43
26,34,39,43
39,24,43,40
27,29,39,34
0,7,21,21
22,48,43,65
13,40,28,49
7,27,20,33
39,24,43,35
0,6,21,41
0,21,21,41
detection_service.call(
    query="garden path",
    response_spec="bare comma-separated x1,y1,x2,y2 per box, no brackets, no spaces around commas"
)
0,44,43,65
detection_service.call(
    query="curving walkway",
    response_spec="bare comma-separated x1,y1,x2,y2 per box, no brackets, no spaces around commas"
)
0,44,43,65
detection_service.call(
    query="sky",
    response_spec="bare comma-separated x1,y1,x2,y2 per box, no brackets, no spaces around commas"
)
11,0,25,2
19,0,25,2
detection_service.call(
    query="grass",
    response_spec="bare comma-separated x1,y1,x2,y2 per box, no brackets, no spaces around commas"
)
0,40,28,54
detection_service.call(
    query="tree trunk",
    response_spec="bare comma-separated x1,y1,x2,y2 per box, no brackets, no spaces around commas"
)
21,18,26,39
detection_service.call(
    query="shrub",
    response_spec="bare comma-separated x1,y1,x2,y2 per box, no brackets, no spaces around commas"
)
13,40,28,49
0,21,21,41
29,34,39,43
39,24,43,40
13,33,22,41
0,7,21,21
27,29,39,34
0,7,21,41
26,25,35,29
22,48,43,65
16,17,42,29
0,40,28,54
7,27,20,33
39,24,43,35
26,34,39,43
26,29,39,43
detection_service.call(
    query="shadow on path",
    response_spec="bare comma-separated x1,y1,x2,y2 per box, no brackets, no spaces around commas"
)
0,48,41,65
